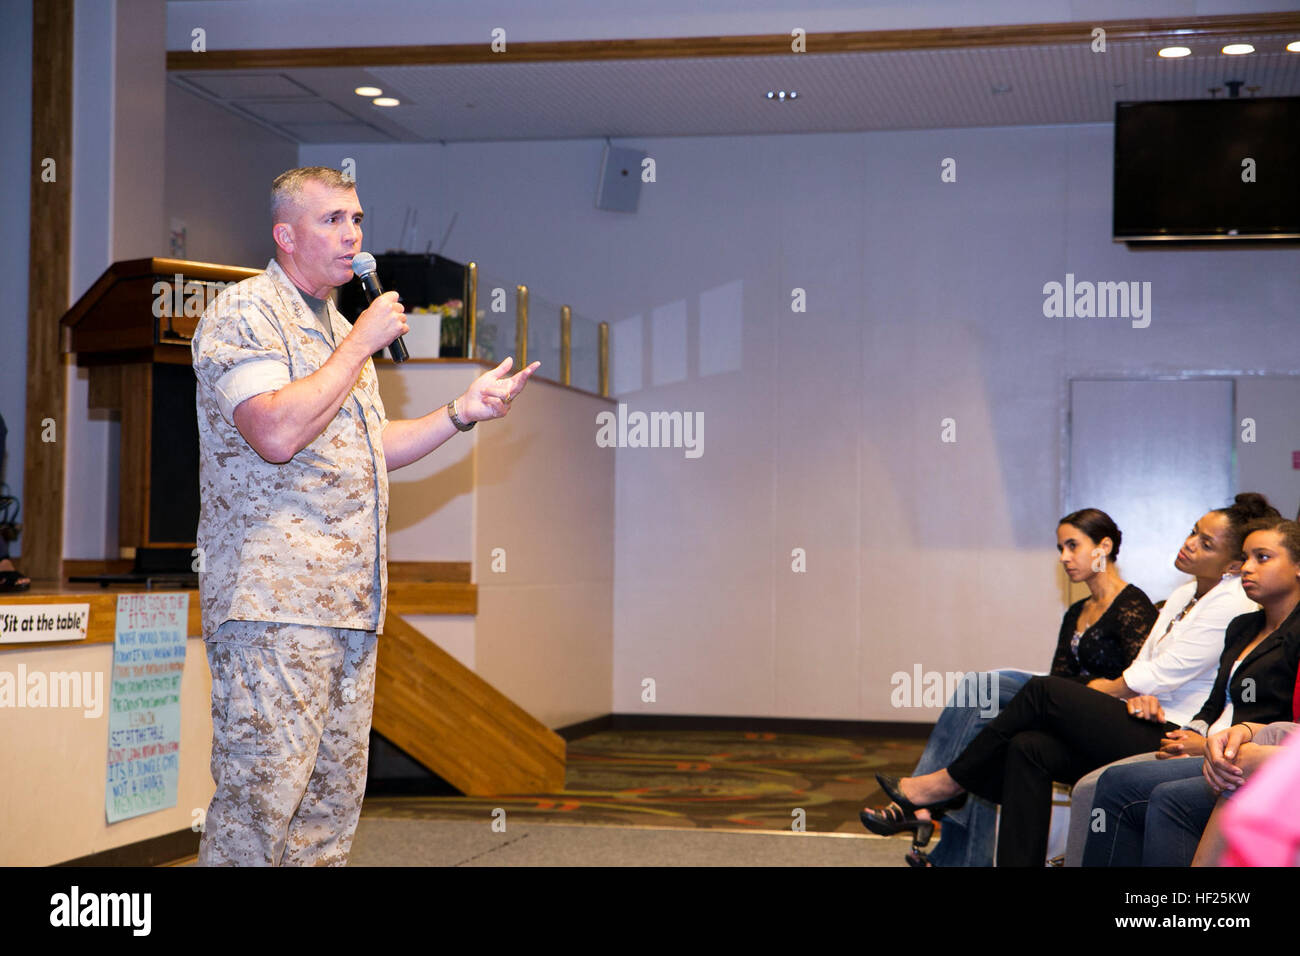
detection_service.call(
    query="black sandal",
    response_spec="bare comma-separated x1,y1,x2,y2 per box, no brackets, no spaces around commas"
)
860,800,937,843
859,773,967,838
0,568,29,592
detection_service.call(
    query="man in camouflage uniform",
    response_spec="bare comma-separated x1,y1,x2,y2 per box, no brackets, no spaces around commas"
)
191,166,538,865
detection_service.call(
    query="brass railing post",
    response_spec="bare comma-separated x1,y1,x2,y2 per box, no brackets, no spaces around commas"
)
515,284,528,369
560,305,572,386
464,261,478,360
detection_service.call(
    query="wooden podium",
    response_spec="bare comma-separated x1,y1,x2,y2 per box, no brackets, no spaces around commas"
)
61,258,260,559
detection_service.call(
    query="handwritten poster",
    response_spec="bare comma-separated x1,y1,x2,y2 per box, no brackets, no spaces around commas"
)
105,593,188,823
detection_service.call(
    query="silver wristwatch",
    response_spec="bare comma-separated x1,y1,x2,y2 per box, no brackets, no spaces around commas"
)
447,398,476,431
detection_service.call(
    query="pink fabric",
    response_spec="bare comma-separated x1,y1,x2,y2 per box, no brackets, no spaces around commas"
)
1220,732,1300,866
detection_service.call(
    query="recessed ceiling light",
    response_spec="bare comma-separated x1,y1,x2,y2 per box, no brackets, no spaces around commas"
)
355,86,382,97
1158,46,1191,58
1222,43,1255,55
373,97,400,107
764,90,799,101
1287,41,1300,53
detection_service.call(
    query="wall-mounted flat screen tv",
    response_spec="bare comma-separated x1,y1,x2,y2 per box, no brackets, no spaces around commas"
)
1113,96,1300,243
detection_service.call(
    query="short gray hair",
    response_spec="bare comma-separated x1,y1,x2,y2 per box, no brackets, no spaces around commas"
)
270,166,356,223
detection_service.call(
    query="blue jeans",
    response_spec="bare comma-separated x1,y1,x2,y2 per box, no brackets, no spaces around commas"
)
913,669,1033,866
1082,756,1217,866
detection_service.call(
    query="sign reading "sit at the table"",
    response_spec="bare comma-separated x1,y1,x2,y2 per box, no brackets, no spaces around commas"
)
0,604,90,644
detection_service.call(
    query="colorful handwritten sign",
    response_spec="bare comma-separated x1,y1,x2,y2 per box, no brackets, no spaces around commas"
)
105,594,188,823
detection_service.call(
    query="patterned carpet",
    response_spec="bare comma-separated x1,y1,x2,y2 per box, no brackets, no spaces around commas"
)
361,729,926,834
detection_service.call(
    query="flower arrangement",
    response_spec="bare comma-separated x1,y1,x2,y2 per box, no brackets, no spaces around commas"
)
402,299,463,357
395,299,501,360
435,299,464,353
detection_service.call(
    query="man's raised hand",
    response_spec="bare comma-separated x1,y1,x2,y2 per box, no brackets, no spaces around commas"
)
459,356,541,422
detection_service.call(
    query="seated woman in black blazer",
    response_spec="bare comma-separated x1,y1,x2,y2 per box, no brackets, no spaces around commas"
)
1081,518,1300,866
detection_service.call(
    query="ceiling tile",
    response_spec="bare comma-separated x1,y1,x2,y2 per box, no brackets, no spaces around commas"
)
180,71,318,100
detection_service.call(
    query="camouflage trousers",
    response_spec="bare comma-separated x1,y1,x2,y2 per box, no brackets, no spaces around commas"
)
198,620,377,866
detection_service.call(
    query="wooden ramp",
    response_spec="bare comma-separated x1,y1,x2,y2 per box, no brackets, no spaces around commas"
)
372,612,566,795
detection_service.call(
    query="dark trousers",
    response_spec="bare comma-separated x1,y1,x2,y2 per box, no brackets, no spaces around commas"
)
946,676,1175,866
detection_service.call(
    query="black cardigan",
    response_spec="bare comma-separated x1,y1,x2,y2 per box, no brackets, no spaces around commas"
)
1049,584,1158,681
1189,602,1300,728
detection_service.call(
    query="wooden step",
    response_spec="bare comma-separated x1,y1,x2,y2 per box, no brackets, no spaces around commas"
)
385,561,476,615
387,580,476,615
372,612,566,795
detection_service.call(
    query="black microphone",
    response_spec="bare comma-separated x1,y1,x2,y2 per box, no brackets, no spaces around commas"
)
351,251,409,363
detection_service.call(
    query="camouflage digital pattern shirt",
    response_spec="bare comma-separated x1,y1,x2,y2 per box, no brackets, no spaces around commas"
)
191,259,389,639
